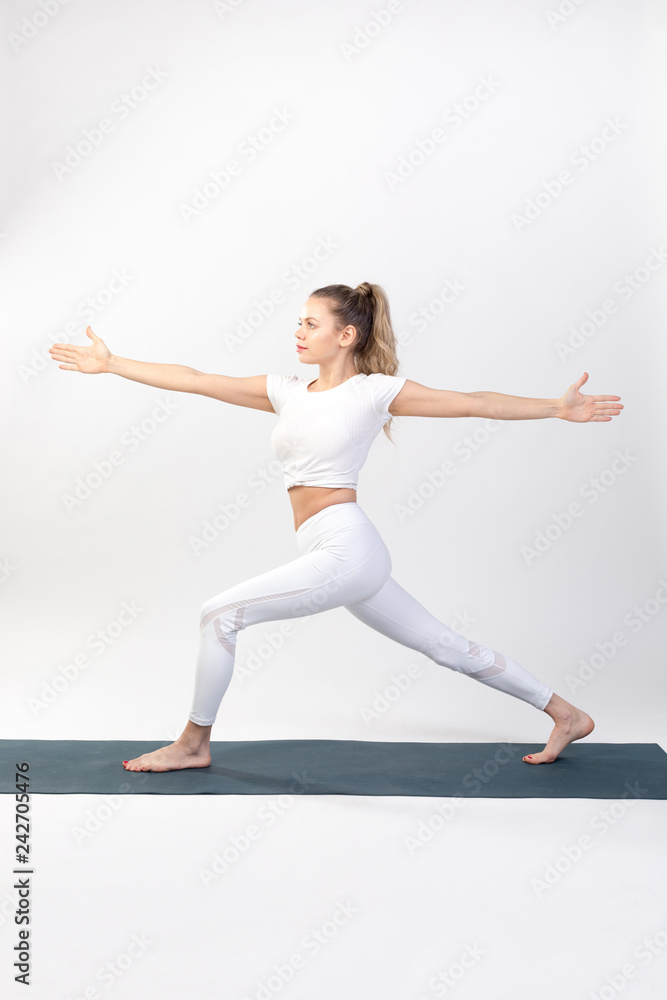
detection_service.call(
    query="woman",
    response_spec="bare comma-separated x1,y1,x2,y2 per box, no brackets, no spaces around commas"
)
49,282,622,772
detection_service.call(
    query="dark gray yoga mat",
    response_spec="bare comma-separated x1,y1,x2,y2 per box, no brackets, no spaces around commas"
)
1,740,666,798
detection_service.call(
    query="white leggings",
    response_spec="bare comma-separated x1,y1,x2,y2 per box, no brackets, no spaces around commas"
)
189,502,553,726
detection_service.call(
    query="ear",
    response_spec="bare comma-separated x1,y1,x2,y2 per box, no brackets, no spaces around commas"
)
340,324,358,347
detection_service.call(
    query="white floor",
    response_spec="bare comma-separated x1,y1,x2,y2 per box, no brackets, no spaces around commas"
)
2,767,666,999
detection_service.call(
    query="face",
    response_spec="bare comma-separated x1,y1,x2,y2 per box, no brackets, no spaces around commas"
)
295,297,357,364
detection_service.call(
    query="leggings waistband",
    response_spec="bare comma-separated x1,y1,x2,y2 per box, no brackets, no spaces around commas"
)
295,501,375,549
296,501,363,532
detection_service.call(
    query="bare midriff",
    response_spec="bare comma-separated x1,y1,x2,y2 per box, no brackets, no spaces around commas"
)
288,484,358,532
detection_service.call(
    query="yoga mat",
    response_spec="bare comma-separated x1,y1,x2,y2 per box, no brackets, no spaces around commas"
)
1,740,666,798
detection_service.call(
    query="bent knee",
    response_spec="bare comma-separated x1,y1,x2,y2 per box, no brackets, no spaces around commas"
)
199,594,240,636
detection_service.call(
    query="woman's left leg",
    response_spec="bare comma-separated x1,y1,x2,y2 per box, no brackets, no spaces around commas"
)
344,575,595,762
344,574,553,709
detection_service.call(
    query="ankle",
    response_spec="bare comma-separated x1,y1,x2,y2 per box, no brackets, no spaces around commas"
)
183,720,211,738
179,733,209,749
544,696,574,723
177,728,210,751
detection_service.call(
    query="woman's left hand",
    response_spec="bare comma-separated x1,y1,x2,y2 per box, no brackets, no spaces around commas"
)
558,372,623,422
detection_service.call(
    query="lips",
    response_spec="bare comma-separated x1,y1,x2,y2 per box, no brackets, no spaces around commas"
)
296,345,306,351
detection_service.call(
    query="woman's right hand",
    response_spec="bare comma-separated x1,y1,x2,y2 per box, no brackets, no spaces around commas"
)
49,326,112,374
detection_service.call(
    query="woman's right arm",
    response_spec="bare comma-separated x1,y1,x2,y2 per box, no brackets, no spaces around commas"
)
49,326,274,412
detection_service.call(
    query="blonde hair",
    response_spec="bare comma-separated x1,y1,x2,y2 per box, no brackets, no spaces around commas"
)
309,282,401,440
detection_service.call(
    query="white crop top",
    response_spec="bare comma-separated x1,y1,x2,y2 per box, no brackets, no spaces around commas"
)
266,372,407,490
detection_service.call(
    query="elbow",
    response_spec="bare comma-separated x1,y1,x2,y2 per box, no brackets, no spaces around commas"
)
460,392,489,419
187,369,206,394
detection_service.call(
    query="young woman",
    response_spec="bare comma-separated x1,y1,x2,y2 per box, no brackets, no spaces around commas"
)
49,282,622,771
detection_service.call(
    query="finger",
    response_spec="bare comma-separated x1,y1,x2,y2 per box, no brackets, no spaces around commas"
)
593,395,622,402
58,364,79,371
50,350,77,362
50,344,80,354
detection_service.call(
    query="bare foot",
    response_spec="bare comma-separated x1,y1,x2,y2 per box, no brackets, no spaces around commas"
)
523,693,595,764
123,741,211,771
123,721,213,771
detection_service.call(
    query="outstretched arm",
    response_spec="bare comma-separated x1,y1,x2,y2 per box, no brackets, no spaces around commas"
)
49,326,273,411
390,372,622,422
50,325,201,389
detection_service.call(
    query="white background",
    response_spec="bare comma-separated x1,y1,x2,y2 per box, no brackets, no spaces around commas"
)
1,1,666,997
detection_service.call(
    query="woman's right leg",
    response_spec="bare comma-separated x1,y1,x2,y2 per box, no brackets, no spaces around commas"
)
123,502,392,771
188,551,350,727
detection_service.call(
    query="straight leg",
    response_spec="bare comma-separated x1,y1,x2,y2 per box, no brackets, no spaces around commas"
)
345,574,553,710
345,574,595,762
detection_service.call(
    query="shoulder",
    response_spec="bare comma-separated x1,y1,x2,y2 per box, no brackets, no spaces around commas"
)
365,372,407,387
266,373,304,391
265,373,306,413
363,372,408,419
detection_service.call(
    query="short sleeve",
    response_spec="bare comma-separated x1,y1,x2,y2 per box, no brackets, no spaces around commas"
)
368,373,407,422
266,373,301,415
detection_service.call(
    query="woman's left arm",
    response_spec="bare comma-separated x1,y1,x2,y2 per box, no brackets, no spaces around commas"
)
390,371,623,422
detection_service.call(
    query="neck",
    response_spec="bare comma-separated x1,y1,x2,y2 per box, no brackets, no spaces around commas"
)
311,365,358,389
